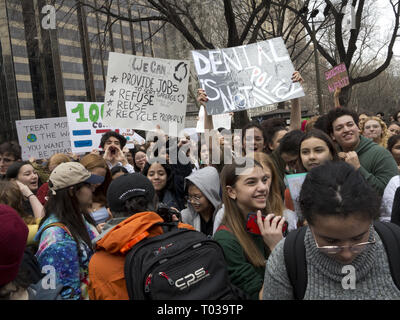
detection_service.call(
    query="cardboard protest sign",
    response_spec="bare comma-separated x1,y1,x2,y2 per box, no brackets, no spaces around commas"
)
325,63,350,93
102,52,190,136
191,37,304,115
16,117,71,160
66,101,144,153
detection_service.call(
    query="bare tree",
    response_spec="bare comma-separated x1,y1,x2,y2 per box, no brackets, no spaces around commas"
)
55,0,314,128
275,0,400,109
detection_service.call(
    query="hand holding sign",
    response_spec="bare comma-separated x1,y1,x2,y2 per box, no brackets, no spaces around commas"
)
291,71,304,84
197,88,208,106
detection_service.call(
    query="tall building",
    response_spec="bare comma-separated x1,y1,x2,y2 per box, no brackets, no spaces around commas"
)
0,0,164,141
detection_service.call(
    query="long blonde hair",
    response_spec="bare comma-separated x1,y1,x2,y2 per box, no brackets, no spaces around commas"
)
220,159,268,268
251,152,284,217
359,116,389,148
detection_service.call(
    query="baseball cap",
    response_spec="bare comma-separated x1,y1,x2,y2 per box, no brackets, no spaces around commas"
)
107,173,155,212
0,204,29,286
48,162,104,193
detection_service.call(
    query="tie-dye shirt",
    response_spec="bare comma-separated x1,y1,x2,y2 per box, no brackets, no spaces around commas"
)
34,215,99,300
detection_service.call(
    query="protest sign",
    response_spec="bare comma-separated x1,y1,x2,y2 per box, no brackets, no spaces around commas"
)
180,128,199,142
325,63,350,93
196,106,232,133
121,129,145,148
191,37,304,115
66,101,144,153
102,52,190,136
212,113,232,130
16,117,71,160
284,173,307,220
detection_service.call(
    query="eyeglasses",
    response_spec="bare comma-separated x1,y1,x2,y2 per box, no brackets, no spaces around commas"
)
185,195,202,204
313,232,376,255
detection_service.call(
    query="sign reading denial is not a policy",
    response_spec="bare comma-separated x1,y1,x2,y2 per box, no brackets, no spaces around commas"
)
16,117,71,160
192,37,305,115
102,52,190,136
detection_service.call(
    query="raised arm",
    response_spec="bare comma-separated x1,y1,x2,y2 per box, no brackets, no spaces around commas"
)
289,71,304,131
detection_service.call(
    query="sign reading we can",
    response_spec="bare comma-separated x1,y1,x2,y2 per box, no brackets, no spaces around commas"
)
325,63,350,93
16,117,71,160
191,37,305,115
102,52,190,136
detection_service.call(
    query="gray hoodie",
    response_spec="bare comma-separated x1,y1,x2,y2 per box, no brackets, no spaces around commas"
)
181,166,222,233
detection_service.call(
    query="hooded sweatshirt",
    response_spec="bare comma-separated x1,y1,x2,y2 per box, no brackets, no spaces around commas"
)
88,211,194,300
181,166,222,235
353,136,398,195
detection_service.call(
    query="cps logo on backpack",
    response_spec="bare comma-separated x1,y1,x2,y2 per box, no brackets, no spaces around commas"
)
175,268,210,290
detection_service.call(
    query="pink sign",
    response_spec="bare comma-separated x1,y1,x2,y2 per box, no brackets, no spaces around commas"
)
325,63,350,92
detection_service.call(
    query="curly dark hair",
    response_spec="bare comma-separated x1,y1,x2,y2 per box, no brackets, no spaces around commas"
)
99,131,126,149
326,108,359,136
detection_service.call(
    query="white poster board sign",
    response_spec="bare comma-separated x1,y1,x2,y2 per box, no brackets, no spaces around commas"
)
195,106,232,132
212,113,232,130
16,117,71,160
102,52,190,136
192,37,305,115
66,101,144,153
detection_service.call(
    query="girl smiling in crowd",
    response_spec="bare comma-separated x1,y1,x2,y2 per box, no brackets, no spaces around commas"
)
214,159,286,300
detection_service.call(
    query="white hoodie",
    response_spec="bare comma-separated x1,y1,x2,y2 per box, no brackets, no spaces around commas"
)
181,166,222,233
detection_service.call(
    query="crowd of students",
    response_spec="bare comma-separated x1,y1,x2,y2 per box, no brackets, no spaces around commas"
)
2,78,400,300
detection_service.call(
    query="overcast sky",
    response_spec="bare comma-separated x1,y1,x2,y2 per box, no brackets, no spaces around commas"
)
376,2,400,57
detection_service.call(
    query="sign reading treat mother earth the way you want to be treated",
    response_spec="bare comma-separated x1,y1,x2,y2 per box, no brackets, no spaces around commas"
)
16,117,71,161
102,52,190,136
192,37,305,115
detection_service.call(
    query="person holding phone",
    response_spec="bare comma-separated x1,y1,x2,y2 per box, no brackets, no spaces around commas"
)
213,158,286,300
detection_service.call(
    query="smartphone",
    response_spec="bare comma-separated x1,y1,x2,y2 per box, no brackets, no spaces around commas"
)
246,213,288,237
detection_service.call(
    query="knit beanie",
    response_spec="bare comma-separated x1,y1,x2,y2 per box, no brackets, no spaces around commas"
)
0,204,28,286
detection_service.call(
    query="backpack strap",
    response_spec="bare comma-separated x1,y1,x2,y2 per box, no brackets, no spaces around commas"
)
373,221,400,291
41,222,72,237
283,226,307,300
40,222,82,259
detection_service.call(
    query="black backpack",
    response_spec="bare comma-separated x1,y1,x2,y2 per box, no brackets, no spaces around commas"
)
124,222,242,300
283,221,400,300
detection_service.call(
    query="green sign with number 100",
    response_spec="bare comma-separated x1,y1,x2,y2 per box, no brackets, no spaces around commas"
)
71,103,104,123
